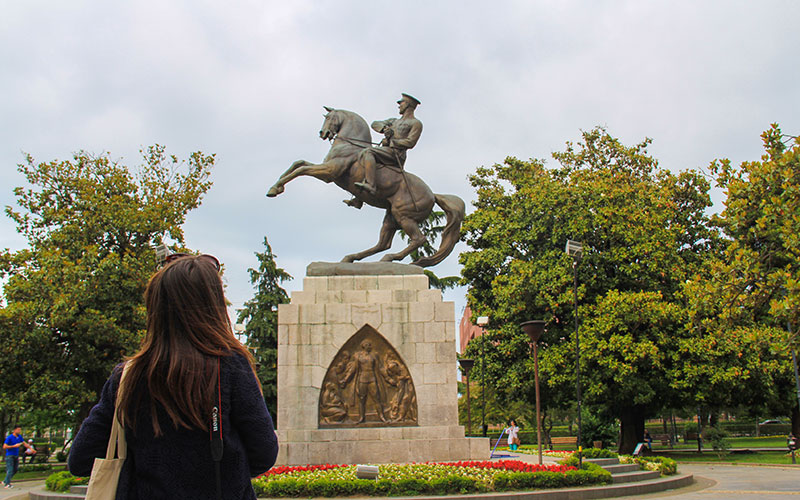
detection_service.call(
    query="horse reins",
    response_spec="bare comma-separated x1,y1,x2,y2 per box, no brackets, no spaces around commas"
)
333,135,420,212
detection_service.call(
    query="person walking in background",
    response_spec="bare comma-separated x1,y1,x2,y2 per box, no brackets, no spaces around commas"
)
507,420,520,451
68,253,279,499
3,426,29,489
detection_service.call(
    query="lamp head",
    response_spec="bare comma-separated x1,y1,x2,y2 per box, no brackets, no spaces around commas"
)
458,358,475,372
476,316,489,327
520,320,546,343
565,239,584,259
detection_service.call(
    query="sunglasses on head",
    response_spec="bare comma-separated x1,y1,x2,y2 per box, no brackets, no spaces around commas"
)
163,253,221,271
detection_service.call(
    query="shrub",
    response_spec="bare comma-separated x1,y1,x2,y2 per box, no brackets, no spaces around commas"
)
45,471,88,493
619,455,677,475
252,461,608,497
581,447,618,459
704,426,730,457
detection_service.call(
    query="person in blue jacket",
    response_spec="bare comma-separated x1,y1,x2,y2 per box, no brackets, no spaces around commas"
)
4,426,30,489
69,253,279,499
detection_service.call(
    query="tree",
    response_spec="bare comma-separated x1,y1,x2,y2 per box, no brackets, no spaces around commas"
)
460,127,714,453
678,125,800,434
236,237,292,421
1,146,214,431
399,210,460,290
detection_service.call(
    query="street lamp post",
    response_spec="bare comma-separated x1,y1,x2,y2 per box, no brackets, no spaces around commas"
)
234,323,246,344
458,359,475,436
566,239,584,466
521,320,546,465
477,316,489,437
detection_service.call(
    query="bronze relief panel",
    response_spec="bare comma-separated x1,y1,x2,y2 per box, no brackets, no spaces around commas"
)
319,325,418,428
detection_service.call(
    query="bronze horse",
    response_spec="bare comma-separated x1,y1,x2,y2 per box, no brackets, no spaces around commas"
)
266,107,464,267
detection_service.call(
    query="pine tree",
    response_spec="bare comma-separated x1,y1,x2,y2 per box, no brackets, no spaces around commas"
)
236,238,291,421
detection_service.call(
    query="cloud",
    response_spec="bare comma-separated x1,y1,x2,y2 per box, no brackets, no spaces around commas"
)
2,0,799,324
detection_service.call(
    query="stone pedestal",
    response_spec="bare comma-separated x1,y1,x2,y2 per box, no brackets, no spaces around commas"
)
275,263,489,465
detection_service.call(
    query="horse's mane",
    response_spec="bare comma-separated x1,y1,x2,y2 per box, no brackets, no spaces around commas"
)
334,109,371,142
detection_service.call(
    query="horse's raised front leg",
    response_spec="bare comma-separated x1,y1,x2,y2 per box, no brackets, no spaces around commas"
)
379,215,425,263
267,160,342,197
267,160,310,197
342,212,398,263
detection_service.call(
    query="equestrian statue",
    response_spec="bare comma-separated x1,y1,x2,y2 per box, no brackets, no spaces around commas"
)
266,94,465,267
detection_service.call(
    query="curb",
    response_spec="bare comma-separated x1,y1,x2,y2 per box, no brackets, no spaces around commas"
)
25,474,695,500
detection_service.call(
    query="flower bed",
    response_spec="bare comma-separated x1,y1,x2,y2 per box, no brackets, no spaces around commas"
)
251,460,611,497
548,448,677,477
618,455,677,475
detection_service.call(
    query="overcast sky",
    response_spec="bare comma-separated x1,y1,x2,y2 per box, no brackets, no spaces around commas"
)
2,1,799,335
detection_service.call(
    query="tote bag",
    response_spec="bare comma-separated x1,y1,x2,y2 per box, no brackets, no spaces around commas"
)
85,363,131,500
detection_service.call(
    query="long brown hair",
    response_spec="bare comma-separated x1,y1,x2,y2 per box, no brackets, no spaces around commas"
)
117,255,257,436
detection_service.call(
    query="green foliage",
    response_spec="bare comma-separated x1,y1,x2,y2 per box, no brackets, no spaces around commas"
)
551,459,612,484
705,426,730,457
254,468,606,497
579,408,618,448
236,237,291,420
0,463,53,473
2,146,215,429
708,125,800,329
460,127,713,454
580,447,618,458
398,210,460,291
620,455,678,475
45,471,88,492
676,125,799,427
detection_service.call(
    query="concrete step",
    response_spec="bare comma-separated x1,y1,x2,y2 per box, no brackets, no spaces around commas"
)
69,485,87,494
29,490,84,500
602,463,641,474
611,470,662,484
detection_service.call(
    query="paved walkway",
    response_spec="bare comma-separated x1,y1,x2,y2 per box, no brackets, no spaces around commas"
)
617,463,800,498
0,479,46,500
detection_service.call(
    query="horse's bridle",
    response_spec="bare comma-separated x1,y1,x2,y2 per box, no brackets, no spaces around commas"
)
331,135,380,148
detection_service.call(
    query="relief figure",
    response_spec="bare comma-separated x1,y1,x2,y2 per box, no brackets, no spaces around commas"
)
340,340,390,423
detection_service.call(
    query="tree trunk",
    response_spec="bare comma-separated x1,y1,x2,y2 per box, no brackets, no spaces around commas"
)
618,407,645,455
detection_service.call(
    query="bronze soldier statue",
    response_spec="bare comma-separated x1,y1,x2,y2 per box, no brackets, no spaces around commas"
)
353,93,423,196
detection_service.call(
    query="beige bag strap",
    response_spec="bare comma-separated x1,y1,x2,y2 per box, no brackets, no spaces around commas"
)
105,362,132,460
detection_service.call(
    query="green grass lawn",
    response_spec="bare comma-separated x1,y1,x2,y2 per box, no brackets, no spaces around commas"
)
654,436,787,451
661,450,797,465
2,464,67,481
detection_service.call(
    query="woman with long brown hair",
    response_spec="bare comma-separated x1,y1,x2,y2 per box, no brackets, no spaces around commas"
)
69,254,279,499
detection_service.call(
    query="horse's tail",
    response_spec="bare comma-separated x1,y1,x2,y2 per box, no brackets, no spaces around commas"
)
412,193,465,268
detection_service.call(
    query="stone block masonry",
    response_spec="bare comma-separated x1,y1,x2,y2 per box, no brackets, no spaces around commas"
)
275,263,488,465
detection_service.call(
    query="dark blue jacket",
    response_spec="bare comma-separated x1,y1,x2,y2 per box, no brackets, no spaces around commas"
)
69,353,279,499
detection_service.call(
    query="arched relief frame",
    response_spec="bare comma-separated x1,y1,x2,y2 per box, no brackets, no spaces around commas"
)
318,324,418,428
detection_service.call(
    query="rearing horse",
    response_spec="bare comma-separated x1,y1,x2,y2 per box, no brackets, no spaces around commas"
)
266,107,464,267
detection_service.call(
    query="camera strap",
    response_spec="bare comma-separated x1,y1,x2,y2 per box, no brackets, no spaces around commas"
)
210,357,223,500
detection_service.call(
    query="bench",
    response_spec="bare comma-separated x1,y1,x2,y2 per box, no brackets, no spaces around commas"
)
549,436,578,449
652,434,672,446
